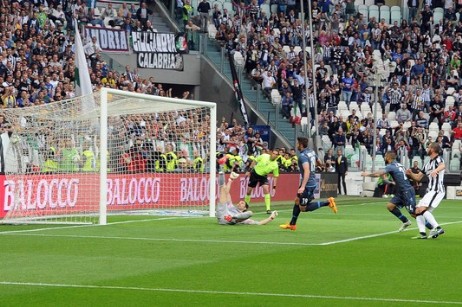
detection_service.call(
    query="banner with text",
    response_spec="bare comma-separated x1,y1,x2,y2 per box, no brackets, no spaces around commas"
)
84,26,129,52
0,173,314,218
132,31,186,70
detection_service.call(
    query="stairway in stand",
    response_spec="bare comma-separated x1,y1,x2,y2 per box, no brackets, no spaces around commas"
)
204,39,297,146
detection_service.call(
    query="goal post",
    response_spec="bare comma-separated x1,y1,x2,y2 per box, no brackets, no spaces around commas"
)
0,89,217,225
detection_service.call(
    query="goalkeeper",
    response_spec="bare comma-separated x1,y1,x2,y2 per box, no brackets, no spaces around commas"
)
244,149,280,214
216,172,278,225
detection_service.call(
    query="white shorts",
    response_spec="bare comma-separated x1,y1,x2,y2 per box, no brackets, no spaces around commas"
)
417,190,445,209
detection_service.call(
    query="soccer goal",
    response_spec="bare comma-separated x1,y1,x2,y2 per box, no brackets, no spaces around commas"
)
0,88,217,225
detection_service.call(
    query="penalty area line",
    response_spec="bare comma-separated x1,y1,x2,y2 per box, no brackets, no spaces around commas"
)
0,281,461,305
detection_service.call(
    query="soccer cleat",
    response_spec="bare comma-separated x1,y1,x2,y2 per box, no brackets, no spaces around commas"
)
279,223,296,231
224,215,232,222
429,227,445,239
266,210,272,214
230,172,239,180
398,220,412,232
328,197,338,213
412,233,428,240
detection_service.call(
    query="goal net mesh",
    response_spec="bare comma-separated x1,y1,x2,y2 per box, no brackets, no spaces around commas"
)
0,90,216,224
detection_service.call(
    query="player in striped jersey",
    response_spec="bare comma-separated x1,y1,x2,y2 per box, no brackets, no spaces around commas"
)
406,143,446,239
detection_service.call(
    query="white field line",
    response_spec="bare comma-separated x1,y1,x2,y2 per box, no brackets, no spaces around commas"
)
0,281,460,305
2,220,462,247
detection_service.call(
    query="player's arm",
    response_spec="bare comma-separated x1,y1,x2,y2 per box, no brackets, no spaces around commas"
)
361,170,386,177
316,157,324,169
298,161,310,194
272,166,279,189
257,211,278,225
430,161,445,177
405,169,424,182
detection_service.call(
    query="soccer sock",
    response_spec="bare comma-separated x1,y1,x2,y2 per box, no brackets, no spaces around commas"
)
244,194,251,205
389,207,409,223
423,211,439,228
264,194,271,211
305,201,328,212
290,204,301,225
425,221,433,230
218,172,225,186
416,215,426,234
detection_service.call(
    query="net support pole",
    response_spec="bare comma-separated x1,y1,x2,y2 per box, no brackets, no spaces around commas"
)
209,104,217,217
99,88,108,225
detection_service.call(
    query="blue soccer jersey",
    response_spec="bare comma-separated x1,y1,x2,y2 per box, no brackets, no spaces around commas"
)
385,161,416,212
298,148,317,187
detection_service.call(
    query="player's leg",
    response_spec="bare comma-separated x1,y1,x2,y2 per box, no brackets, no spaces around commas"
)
244,172,258,205
280,193,303,231
296,186,337,213
422,191,445,238
387,195,412,231
261,178,272,214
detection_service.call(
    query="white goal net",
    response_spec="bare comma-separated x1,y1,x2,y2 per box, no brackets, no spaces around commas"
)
0,89,217,224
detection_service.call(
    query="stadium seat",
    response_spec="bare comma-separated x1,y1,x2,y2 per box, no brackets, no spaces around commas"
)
349,153,360,169
390,120,399,128
446,87,456,95
379,129,387,136
387,111,396,121
260,3,270,17
233,52,245,66
451,147,460,159
349,101,359,111
344,144,355,158
369,9,380,21
446,96,455,109
433,11,444,24
380,10,390,23
380,5,390,12
453,140,461,151
359,8,368,19
223,1,234,13
449,159,460,172
390,5,400,12
434,7,444,14
338,101,348,112
390,10,401,24
271,89,281,105
428,130,439,140
272,28,281,37
369,5,379,11
208,24,218,38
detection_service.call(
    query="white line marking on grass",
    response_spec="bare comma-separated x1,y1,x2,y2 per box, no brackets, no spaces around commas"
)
0,281,461,305
0,217,186,235
4,220,462,247
320,220,462,245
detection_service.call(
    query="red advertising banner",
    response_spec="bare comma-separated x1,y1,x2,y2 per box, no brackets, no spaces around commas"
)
0,173,302,218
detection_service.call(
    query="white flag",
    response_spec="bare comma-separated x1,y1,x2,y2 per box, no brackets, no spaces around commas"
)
74,21,94,113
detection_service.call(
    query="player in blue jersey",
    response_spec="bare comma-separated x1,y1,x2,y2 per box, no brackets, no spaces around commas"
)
280,137,338,231
362,151,416,231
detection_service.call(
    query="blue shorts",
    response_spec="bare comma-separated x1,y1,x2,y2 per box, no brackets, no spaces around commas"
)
298,185,315,206
391,189,417,215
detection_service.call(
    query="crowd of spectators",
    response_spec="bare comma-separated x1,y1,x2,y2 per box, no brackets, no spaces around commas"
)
208,0,462,170
1,0,462,174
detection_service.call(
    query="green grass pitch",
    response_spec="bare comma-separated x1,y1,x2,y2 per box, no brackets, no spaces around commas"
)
1,196,461,306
